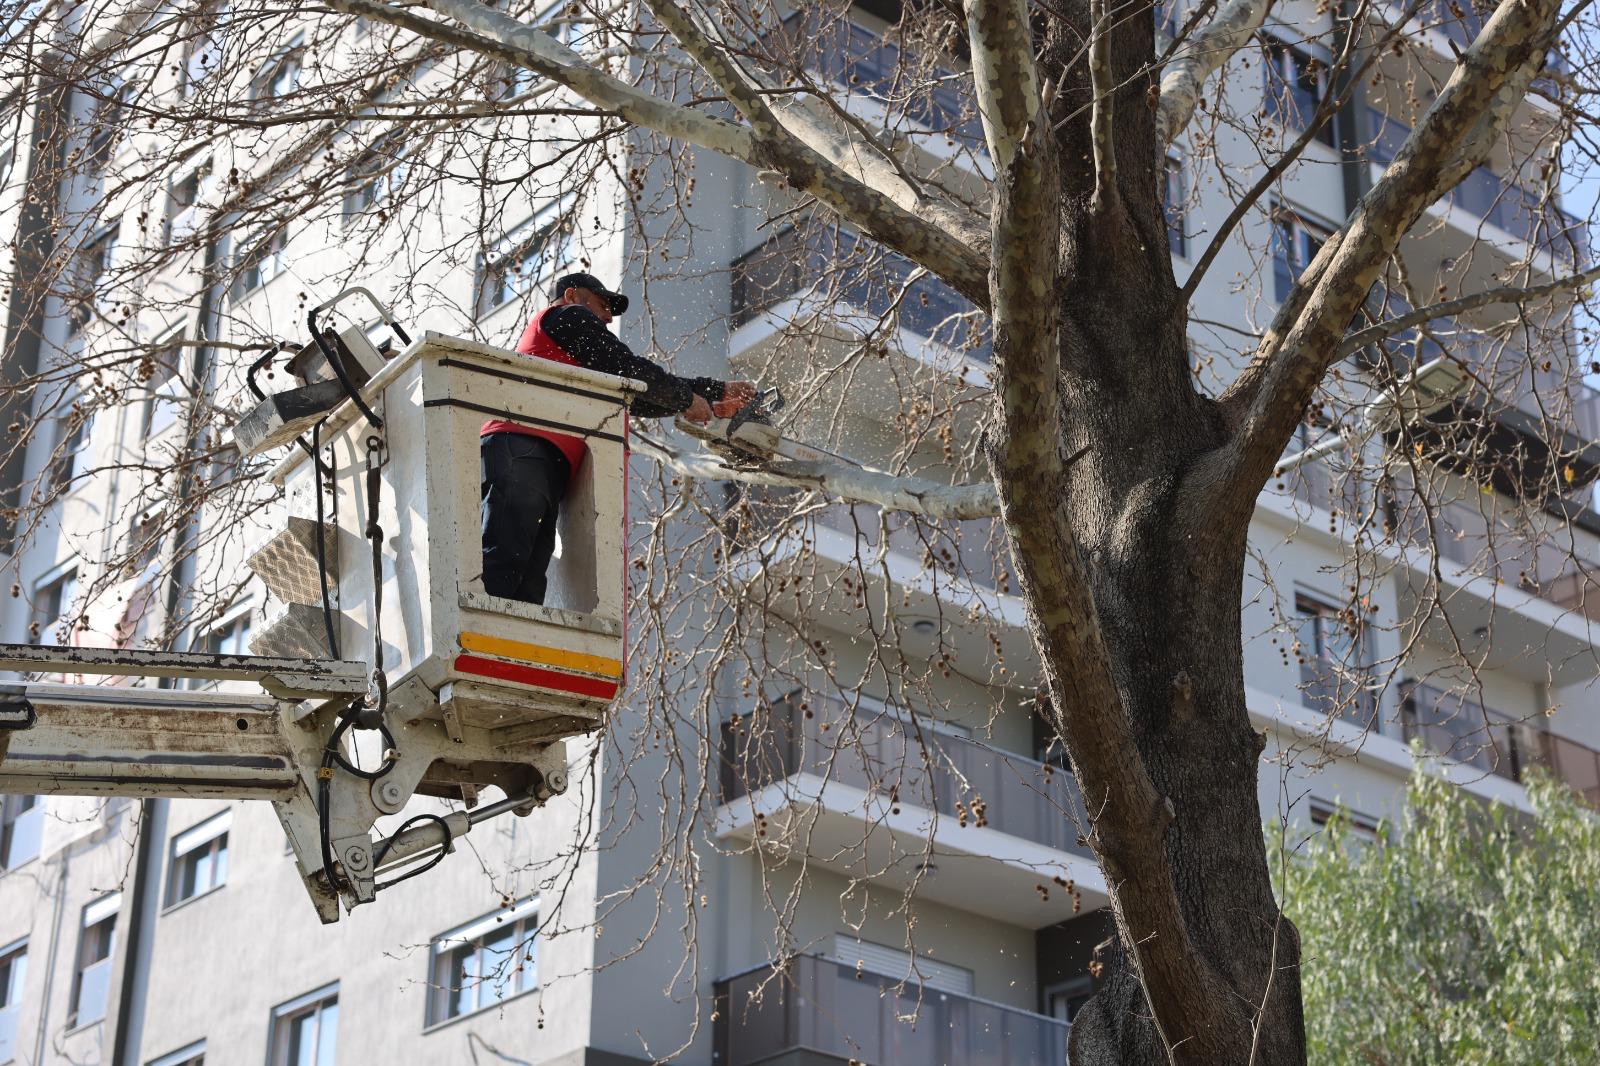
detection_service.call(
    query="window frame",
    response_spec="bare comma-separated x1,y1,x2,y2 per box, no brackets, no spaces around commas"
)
424,897,540,1029
146,1039,205,1066
1270,203,1335,304
30,561,80,648
68,221,120,336
474,198,580,321
231,227,290,300
1262,33,1339,149
0,795,43,871
1308,797,1381,841
252,35,305,103
0,937,26,1065
342,131,410,219
140,325,190,442
67,892,121,1030
1163,153,1188,258
163,810,230,911
267,983,338,1066
164,158,213,245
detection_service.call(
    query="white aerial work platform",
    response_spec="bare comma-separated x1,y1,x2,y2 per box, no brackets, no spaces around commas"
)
0,297,644,923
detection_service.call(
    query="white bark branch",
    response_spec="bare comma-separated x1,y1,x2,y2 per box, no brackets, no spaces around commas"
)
1155,0,1273,145
1088,0,1116,210
1218,0,1563,493
330,0,756,159
601,0,994,303
627,431,1000,520
964,0,1043,172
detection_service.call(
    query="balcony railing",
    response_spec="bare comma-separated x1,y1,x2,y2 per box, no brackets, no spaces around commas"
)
1401,680,1600,806
1399,498,1600,619
810,503,1013,593
730,226,992,362
1300,660,1379,730
714,953,1069,1066
720,692,1093,860
1366,108,1587,260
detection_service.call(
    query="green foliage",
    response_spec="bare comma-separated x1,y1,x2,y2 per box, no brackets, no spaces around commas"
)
1275,756,1600,1065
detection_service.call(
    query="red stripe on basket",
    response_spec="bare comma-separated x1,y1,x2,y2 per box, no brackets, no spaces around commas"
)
454,654,620,700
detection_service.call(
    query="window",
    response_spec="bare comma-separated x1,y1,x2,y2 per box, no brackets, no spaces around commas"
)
343,134,409,217
1309,798,1380,841
85,79,135,169
254,38,303,102
233,228,288,299
0,795,43,870
1043,976,1094,1026
181,4,227,96
268,984,337,1066
46,401,92,493
201,614,251,656
147,1039,205,1066
1164,154,1187,257
1263,36,1337,148
165,811,229,908
31,565,78,647
165,160,212,244
426,898,538,1026
187,612,253,689
141,331,188,440
1270,207,1332,303
1293,593,1372,728
0,939,25,1063
831,936,974,996
69,224,119,334
69,893,120,1028
475,203,578,319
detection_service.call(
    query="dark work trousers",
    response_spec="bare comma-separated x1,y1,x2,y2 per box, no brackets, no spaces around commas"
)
480,432,572,605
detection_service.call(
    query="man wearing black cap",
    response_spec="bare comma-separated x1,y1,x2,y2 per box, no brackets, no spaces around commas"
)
480,272,755,604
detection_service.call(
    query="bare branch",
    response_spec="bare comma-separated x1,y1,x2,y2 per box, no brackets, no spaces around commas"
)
1338,264,1600,357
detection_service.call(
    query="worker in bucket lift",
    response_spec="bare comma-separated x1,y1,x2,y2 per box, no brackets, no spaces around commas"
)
481,271,757,604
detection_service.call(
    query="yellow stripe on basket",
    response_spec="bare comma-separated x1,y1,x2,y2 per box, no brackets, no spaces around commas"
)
458,631,623,679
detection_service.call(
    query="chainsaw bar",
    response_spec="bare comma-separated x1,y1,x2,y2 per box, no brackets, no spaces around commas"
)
675,388,857,469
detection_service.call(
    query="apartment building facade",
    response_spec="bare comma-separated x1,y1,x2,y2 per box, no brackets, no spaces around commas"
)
0,0,1595,1063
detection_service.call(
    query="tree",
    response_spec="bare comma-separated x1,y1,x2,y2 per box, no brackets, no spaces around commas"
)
0,0,1596,1062
1279,760,1600,1064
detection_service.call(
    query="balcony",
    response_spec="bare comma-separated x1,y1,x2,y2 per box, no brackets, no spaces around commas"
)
718,692,1104,926
1401,679,1600,806
791,16,985,157
730,226,991,365
714,953,1068,1066
724,488,1033,678
1366,108,1586,262
1402,498,1599,621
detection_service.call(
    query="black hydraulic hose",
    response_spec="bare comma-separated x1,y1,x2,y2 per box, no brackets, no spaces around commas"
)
373,813,453,891
311,421,341,661
307,307,383,431
315,707,398,896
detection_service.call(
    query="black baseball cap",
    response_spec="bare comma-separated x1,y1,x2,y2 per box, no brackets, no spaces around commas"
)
553,272,629,315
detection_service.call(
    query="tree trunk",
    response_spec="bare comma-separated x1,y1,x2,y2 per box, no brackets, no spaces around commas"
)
988,7,1310,1060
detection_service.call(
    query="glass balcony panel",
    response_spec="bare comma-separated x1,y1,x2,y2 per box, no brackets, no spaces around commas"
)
717,954,1068,1066
721,692,1094,860
1364,109,1586,259
731,227,992,361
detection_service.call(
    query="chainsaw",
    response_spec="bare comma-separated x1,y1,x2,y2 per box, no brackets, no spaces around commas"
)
674,387,854,469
